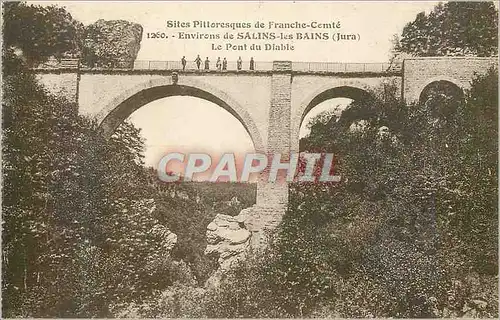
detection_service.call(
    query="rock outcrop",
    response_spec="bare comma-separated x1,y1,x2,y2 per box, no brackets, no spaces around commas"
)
82,19,143,68
205,212,252,272
204,205,286,287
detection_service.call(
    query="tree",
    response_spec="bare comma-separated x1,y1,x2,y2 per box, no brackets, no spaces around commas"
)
395,2,498,57
2,4,179,317
2,2,83,66
2,55,187,316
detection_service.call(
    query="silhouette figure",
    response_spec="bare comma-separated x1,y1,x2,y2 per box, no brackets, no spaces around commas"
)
195,55,201,69
181,56,186,70
237,56,242,70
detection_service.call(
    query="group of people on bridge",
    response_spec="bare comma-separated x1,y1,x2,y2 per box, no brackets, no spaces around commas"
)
181,55,255,71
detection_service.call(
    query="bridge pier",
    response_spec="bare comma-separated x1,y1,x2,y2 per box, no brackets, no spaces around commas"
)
246,61,293,246
257,60,293,206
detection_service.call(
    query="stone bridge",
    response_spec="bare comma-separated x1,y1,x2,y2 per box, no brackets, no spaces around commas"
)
35,56,497,243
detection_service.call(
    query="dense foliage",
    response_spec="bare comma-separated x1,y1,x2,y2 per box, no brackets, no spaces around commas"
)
2,52,175,316
194,69,497,318
3,2,83,66
394,2,498,57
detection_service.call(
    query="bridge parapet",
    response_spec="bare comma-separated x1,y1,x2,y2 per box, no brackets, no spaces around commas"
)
292,61,399,73
133,60,399,73
134,60,274,71
272,61,292,71
34,58,401,74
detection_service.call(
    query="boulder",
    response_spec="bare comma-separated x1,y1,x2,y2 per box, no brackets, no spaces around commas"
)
207,222,217,231
204,211,254,286
235,207,253,223
204,205,286,287
205,214,251,245
82,19,143,68
224,228,251,245
212,214,235,227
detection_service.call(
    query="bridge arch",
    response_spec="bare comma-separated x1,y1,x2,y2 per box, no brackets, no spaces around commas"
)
292,83,375,151
417,77,464,105
299,84,375,125
97,77,265,152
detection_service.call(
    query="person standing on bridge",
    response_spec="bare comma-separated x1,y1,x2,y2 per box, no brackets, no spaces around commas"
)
237,56,242,70
181,56,187,70
195,55,202,70
204,57,210,70
216,57,221,70
249,57,255,70
222,57,227,70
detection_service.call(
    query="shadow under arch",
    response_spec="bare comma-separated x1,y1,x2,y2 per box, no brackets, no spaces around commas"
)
97,78,265,153
418,79,464,106
299,86,376,128
294,85,376,152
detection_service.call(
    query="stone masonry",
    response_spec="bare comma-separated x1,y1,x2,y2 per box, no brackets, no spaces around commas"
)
34,57,497,249
402,57,497,103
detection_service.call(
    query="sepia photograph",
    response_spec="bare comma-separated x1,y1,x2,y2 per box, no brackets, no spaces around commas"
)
1,0,498,318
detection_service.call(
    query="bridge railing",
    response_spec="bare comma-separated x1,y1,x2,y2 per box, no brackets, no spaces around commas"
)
133,60,274,71
134,60,400,73
35,58,401,73
292,61,401,73
36,58,80,69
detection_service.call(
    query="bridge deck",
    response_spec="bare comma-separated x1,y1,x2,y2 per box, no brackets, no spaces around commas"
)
35,59,402,75
135,60,400,73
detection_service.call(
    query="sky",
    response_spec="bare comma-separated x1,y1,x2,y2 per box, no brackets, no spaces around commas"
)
35,1,441,169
